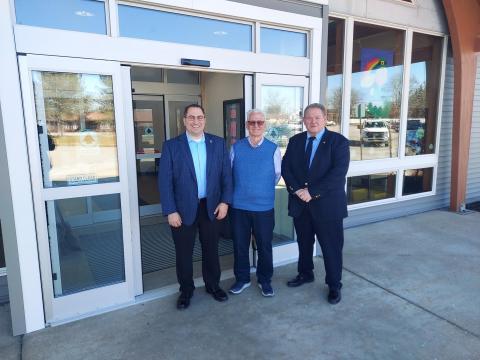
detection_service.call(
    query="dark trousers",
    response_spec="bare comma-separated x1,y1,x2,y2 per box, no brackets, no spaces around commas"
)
170,199,221,293
293,208,344,290
231,208,274,285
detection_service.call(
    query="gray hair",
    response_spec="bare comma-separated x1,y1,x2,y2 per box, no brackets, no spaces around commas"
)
303,103,327,118
247,109,265,121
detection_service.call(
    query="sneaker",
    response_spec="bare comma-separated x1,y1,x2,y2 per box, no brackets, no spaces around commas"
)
229,281,251,294
258,283,275,297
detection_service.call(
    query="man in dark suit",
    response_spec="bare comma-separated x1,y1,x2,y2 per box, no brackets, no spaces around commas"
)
281,103,350,304
159,104,233,310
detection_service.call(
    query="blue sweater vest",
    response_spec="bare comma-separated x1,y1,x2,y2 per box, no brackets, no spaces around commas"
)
232,138,276,211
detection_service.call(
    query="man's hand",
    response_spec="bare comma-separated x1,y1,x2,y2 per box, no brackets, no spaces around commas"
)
167,212,182,228
295,188,312,203
214,202,229,220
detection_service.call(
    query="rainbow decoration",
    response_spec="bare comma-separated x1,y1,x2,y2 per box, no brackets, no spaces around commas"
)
364,57,386,71
360,48,394,72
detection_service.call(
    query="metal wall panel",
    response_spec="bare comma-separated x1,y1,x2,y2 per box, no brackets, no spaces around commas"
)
330,0,447,34
345,57,454,228
229,0,323,18
466,56,480,204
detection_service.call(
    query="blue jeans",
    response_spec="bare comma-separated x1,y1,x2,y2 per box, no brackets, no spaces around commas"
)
231,208,274,285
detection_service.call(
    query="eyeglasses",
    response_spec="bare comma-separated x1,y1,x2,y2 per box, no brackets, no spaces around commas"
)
185,115,205,121
247,120,265,127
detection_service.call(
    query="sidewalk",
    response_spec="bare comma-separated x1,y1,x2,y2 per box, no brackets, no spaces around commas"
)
1,209,480,360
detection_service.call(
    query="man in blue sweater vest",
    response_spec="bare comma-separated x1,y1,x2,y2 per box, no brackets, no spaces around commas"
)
229,109,281,297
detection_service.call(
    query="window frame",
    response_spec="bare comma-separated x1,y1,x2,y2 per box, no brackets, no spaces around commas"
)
259,24,310,58
11,0,110,35
328,14,447,210
117,1,255,52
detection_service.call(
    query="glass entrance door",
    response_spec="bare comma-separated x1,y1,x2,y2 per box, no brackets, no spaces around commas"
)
132,95,165,217
131,92,201,290
254,73,309,263
19,55,134,323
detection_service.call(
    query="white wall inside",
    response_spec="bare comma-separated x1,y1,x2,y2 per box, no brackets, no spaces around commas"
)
202,72,245,137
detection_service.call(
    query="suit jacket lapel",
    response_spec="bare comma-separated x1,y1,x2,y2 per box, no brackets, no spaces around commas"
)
205,133,213,179
180,133,197,182
310,128,329,169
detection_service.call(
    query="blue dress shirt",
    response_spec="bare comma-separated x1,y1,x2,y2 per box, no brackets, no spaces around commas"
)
186,133,207,198
305,128,326,167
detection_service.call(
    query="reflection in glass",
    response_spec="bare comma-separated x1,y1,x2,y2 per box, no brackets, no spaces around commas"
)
350,23,405,161
46,194,124,297
15,0,107,34
403,168,433,195
261,85,304,245
119,5,252,52
133,96,165,210
33,71,119,188
260,27,307,57
326,18,345,133
262,85,304,154
406,33,443,156
347,172,396,205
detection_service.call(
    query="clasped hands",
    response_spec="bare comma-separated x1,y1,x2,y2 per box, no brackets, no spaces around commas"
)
295,188,312,203
167,202,229,228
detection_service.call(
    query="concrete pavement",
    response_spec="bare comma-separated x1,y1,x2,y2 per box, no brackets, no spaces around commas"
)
1,209,479,360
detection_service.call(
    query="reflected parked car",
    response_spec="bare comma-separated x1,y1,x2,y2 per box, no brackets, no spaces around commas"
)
361,119,389,146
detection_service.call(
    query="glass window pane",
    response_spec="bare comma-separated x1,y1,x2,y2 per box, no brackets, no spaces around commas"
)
406,33,443,156
167,101,194,139
118,5,252,52
133,98,165,154
260,27,307,57
132,96,165,208
15,0,107,34
347,172,397,205
350,23,405,161
326,18,345,133
261,85,304,245
32,71,119,188
131,67,164,83
166,70,200,85
402,168,433,195
46,194,124,297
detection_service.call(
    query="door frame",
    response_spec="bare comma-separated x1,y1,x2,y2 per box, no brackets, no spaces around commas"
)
126,68,315,296
124,73,204,295
19,55,135,323
254,73,311,263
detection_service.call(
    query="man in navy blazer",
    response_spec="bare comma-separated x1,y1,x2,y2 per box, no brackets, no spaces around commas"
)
281,103,350,304
159,104,233,310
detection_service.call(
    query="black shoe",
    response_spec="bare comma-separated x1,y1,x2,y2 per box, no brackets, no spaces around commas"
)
286,274,314,287
206,287,228,302
177,291,193,310
327,289,341,304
